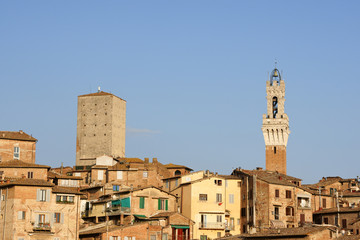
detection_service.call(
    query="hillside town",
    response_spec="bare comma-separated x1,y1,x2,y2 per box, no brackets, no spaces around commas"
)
1,68,359,240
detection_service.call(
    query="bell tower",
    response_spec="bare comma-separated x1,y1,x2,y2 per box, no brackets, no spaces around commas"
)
262,66,290,175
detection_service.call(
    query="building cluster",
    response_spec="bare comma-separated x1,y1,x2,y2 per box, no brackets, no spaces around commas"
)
0,69,359,240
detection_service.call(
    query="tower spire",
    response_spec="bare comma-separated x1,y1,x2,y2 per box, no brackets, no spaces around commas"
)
261,64,290,174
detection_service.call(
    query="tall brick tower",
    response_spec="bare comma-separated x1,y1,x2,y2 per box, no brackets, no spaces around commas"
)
76,90,126,167
262,67,290,174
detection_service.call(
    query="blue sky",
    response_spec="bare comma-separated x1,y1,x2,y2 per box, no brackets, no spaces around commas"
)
1,1,359,183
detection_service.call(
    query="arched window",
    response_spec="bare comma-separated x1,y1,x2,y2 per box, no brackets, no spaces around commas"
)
272,97,278,118
174,170,181,176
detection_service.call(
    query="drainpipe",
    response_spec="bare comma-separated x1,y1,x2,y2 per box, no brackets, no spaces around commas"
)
252,175,256,231
76,195,80,240
2,188,8,240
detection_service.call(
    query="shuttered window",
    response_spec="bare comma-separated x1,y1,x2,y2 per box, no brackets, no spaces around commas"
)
139,197,145,209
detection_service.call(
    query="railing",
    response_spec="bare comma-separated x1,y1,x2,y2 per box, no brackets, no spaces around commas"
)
33,223,51,231
106,206,130,216
199,222,225,229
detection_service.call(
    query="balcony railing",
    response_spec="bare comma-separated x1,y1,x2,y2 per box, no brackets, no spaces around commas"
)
33,223,51,231
106,206,131,216
199,222,225,229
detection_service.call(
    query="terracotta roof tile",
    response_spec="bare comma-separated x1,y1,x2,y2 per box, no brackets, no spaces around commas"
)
52,186,83,195
164,163,193,171
238,169,301,187
78,91,126,101
0,178,53,187
0,131,37,141
0,160,50,169
48,171,83,180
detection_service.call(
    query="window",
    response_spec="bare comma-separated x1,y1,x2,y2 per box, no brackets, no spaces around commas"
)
56,195,75,203
74,172,81,177
98,170,104,180
38,189,48,202
54,213,61,223
158,199,168,210
199,194,207,201
286,190,291,199
229,194,234,204
28,172,33,178
217,215,222,222
216,193,222,203
286,207,294,216
175,179,178,187
165,180,169,189
143,171,148,178
117,171,123,180
162,233,168,240
300,214,305,224
241,208,246,217
274,206,279,220
214,180,222,186
18,211,25,220
39,214,46,224
237,218,240,225
113,185,120,191
14,146,20,159
139,197,145,209
217,232,221,238
237,181,241,187
323,198,328,208
200,235,207,240
150,235,156,240
342,219,347,229
324,217,329,224
274,147,277,154
275,189,279,198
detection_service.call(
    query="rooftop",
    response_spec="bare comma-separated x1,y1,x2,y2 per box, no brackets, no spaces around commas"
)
0,130,37,142
78,91,126,101
0,160,50,169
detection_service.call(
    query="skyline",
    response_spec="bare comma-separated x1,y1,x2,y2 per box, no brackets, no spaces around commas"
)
1,1,359,183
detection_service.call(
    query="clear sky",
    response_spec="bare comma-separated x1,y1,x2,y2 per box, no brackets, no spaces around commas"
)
1,1,359,184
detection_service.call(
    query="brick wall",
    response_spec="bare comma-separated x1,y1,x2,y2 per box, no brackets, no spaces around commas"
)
265,145,286,175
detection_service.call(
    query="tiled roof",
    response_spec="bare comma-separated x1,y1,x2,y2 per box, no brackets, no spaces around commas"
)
150,211,177,218
52,186,83,195
78,91,126,101
80,222,147,235
0,178,53,187
0,160,50,169
164,163,193,171
342,191,360,197
48,171,83,180
239,169,301,187
305,177,343,189
0,131,37,141
314,206,360,214
231,226,333,239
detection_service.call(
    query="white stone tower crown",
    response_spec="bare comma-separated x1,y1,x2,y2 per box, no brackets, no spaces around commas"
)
262,68,290,147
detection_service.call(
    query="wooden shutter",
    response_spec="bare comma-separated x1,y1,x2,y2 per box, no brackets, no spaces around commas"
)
36,189,41,201
158,199,161,210
46,189,50,202
165,199,168,211
35,214,39,226
139,197,145,209
18,211,22,220
61,213,64,224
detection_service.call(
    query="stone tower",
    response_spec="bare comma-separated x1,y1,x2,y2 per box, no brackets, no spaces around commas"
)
261,67,290,174
76,90,126,167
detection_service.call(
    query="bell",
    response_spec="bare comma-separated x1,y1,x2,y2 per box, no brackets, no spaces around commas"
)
273,70,279,77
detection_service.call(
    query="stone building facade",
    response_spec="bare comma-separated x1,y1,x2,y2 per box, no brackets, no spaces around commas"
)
76,91,126,167
261,68,290,175
0,178,82,240
0,130,37,164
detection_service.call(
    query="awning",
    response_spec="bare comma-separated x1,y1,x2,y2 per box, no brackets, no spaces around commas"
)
112,200,121,206
134,214,147,219
171,225,190,229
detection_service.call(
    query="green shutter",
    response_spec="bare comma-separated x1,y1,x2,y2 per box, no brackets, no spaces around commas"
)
165,199,168,211
158,199,161,210
140,197,145,209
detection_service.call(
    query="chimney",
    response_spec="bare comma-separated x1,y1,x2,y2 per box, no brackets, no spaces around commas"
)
144,158,149,164
19,130,23,134
256,167,263,171
60,162,63,174
152,158,158,163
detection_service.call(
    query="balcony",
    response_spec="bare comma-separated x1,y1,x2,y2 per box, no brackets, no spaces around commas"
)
33,223,51,232
105,205,130,216
199,222,225,229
